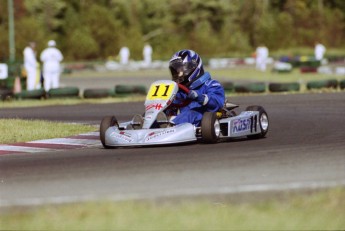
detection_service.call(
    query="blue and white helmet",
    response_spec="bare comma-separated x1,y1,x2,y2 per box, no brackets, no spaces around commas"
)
169,49,204,85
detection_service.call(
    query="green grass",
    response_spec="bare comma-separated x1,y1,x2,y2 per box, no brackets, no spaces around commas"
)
63,66,345,94
213,67,342,83
65,66,344,83
0,119,96,144
64,68,171,78
1,188,344,230
0,96,145,108
2,67,344,109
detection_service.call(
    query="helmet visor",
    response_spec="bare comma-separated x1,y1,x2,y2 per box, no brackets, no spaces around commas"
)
169,59,197,84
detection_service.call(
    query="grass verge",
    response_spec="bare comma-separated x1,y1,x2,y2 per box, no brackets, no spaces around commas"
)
64,66,345,83
0,119,96,144
1,188,344,230
0,96,145,108
2,67,344,108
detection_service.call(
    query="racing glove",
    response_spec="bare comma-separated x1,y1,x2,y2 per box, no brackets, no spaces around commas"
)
187,90,209,105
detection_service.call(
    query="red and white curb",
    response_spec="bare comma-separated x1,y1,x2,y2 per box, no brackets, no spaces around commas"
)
0,131,101,155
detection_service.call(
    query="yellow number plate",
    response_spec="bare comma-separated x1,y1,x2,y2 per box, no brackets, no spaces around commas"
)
147,83,175,100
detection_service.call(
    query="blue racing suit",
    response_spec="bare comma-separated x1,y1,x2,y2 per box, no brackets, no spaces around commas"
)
171,72,225,126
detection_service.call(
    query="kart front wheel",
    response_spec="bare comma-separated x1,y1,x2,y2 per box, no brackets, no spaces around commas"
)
100,116,118,148
201,112,220,143
245,105,269,139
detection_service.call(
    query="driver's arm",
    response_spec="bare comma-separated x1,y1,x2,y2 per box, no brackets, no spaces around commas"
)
204,82,225,112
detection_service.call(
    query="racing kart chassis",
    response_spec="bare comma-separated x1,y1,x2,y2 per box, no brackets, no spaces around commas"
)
100,80,269,148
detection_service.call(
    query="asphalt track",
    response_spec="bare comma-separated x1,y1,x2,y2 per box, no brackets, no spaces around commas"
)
1,92,345,207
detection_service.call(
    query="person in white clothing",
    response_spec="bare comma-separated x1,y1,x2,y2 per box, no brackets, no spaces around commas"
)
255,45,269,72
119,46,130,65
40,40,63,91
143,43,153,65
314,42,326,61
23,41,38,90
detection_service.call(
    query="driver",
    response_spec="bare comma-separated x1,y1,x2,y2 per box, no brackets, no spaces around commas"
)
167,49,225,126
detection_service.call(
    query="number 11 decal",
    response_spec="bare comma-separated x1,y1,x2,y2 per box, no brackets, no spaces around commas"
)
152,85,170,97
147,83,174,100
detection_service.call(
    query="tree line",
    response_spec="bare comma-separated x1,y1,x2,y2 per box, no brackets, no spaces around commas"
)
1,0,344,62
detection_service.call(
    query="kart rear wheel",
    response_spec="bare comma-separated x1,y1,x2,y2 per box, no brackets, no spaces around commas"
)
100,116,118,148
245,105,269,139
201,112,220,143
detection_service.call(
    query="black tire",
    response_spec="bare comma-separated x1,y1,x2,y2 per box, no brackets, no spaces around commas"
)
115,85,147,96
269,82,300,92
273,69,292,73
48,87,80,98
132,85,147,95
201,112,220,143
221,81,234,93
115,85,134,95
234,82,266,93
245,105,269,139
14,89,46,100
306,79,338,90
340,79,345,90
83,88,114,99
0,89,13,101
100,116,118,148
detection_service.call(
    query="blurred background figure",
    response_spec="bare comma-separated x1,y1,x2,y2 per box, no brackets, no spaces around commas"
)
23,41,38,90
40,40,63,92
255,45,269,72
314,42,326,61
143,43,153,66
119,46,130,65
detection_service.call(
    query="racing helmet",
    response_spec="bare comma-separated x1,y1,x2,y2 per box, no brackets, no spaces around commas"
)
169,49,204,85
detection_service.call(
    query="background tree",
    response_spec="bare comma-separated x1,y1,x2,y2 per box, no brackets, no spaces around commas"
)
0,0,344,62
24,0,66,37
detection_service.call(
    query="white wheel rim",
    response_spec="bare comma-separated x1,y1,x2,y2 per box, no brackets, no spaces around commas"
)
214,120,220,137
260,113,269,131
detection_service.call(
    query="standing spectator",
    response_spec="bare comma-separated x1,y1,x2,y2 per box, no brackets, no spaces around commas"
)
143,43,153,66
23,41,38,90
255,45,269,72
119,46,130,65
314,42,326,61
40,40,63,91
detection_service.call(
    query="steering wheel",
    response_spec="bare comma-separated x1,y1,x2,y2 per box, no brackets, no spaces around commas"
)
178,83,190,94
169,83,191,108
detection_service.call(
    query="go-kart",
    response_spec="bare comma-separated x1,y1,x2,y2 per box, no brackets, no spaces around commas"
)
100,80,269,148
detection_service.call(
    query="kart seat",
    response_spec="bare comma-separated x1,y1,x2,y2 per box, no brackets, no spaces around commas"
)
132,114,144,129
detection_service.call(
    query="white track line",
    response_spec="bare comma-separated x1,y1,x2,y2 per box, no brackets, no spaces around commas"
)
79,131,100,136
1,180,344,207
0,145,54,153
29,138,100,146
0,132,101,155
